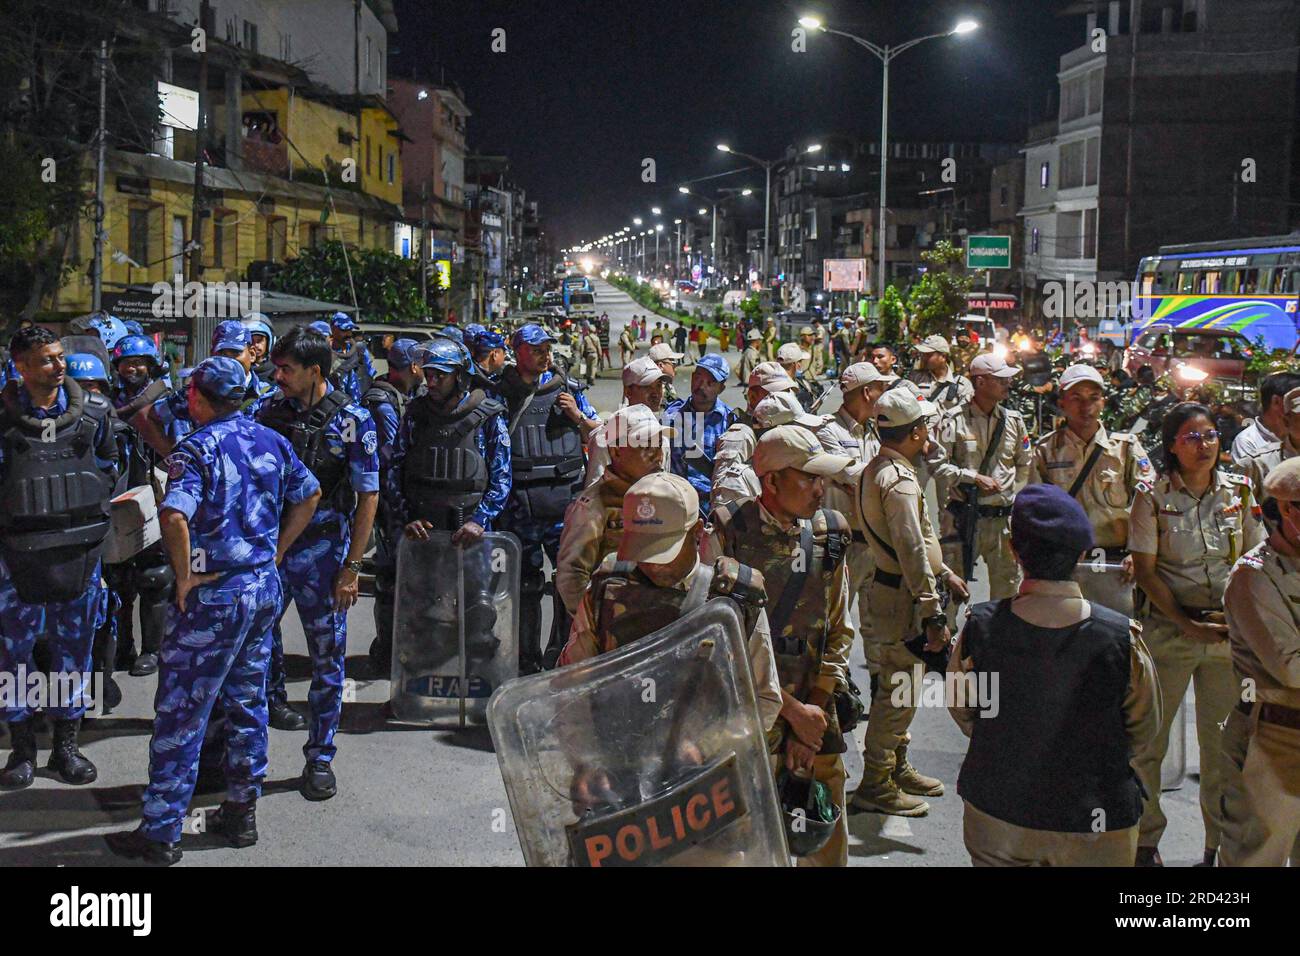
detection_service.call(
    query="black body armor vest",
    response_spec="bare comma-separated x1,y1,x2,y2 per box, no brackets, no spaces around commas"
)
257,390,354,514
497,367,585,522
402,389,503,530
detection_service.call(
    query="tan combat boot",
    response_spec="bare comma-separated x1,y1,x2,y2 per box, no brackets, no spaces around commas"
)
849,775,931,817
893,745,944,797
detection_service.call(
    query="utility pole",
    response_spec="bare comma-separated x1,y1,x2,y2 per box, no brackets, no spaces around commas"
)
419,181,429,313
189,0,210,286
91,39,108,313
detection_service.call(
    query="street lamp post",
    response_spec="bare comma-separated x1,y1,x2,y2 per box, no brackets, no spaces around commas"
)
716,142,820,291
798,15,978,299
674,218,682,277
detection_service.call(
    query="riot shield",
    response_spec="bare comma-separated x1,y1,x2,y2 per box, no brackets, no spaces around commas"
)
488,599,791,867
391,531,520,725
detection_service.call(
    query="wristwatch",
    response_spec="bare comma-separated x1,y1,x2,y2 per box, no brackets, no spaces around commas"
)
922,612,948,631
344,560,365,574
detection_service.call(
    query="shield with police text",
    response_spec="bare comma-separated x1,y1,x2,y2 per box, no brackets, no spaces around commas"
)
391,531,520,724
487,599,790,867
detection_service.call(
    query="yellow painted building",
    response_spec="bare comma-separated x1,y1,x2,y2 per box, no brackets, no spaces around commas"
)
49,91,407,317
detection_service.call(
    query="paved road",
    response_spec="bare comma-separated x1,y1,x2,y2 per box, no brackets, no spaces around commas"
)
0,280,1210,866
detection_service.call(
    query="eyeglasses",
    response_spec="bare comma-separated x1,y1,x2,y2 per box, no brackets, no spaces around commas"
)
1179,429,1220,445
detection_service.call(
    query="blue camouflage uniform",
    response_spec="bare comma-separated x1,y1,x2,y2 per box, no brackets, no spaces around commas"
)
329,313,374,403
139,358,319,843
263,387,379,765
148,321,275,443
662,353,733,518
0,385,116,723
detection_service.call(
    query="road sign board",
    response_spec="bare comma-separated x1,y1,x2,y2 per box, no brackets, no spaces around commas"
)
966,235,1012,270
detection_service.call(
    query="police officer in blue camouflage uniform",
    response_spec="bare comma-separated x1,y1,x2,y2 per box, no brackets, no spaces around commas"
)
131,320,276,456
664,351,733,519
258,326,380,800
493,324,600,672
0,327,118,790
364,338,426,670
470,328,508,381
243,312,278,386
105,356,321,864
327,312,375,403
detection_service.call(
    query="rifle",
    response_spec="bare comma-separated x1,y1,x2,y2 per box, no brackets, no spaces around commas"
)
808,379,836,414
945,407,1007,582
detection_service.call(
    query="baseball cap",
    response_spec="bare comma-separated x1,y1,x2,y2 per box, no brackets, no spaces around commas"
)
875,388,936,429
969,353,1021,378
753,390,824,429
746,330,762,341
1265,456,1300,502
799,326,815,337
511,323,553,350
211,320,251,355
748,362,796,393
915,334,951,355
777,343,809,364
331,311,357,331
695,352,730,382
840,362,896,393
307,321,332,336
473,329,506,352
619,473,700,564
623,356,672,388
190,356,248,401
648,342,685,363
1011,484,1094,557
1283,386,1300,415
387,338,421,370
753,424,853,478
1058,363,1106,392
601,403,675,450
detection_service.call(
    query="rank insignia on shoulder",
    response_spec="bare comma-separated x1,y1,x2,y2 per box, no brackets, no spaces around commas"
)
1021,435,1031,451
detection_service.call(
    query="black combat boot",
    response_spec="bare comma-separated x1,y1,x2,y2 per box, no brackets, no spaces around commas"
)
211,800,258,848
268,699,307,731
301,760,337,801
1134,846,1164,867
0,721,38,790
105,826,182,866
48,718,97,785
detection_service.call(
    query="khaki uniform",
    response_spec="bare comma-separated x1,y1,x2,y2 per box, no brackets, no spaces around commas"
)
737,346,762,386
618,328,637,365
582,419,671,487
563,555,784,731
762,324,779,361
800,342,826,382
1128,470,1261,853
950,578,1161,866
710,422,760,512
1219,541,1300,866
1032,425,1156,615
910,369,973,413
1244,437,1297,502
857,447,948,782
580,333,602,383
934,401,1032,599
702,500,853,867
816,408,879,646
555,469,634,616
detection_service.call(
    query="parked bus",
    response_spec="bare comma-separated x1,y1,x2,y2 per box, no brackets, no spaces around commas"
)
1130,234,1300,351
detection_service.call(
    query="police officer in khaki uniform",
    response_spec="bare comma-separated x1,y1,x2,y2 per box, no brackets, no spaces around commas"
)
852,388,969,816
910,334,972,413
762,317,779,362
777,342,818,412
710,363,796,512
1129,402,1262,867
1031,364,1157,616
934,353,1032,600
738,330,764,386
579,324,602,385
713,390,828,512
1219,457,1300,867
560,472,783,731
648,341,685,406
815,363,896,651
583,357,672,485
949,484,1160,866
618,323,637,368
702,426,855,866
1243,385,1300,501
798,326,825,381
557,406,673,616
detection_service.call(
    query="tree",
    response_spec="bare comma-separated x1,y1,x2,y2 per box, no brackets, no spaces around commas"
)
0,1,164,322
877,284,906,344
259,244,430,323
906,241,972,341
739,294,763,325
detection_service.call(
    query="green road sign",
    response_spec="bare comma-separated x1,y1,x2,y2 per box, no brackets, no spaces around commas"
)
966,235,1011,270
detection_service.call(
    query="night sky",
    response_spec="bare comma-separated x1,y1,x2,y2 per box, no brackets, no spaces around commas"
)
390,0,1083,246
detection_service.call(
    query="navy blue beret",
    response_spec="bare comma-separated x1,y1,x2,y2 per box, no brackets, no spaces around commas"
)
1011,484,1094,556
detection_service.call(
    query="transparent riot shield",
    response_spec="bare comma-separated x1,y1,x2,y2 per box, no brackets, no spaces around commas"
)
391,531,520,726
1073,554,1135,618
488,599,790,867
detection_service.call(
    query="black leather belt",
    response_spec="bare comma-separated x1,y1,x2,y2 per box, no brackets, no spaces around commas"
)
873,568,902,589
1259,702,1300,731
977,505,1013,519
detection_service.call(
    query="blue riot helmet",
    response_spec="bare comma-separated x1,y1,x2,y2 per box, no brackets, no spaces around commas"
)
242,313,276,350
123,320,145,336
67,352,110,387
113,334,160,365
88,313,130,351
419,336,472,374
438,325,465,345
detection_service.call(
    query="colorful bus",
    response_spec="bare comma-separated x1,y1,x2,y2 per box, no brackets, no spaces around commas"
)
1130,235,1300,351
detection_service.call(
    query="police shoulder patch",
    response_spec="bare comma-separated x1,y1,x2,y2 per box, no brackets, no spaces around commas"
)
165,451,191,481
362,429,378,456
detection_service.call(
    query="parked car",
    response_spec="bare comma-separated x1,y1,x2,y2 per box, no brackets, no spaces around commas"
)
957,314,998,351
1123,324,1253,396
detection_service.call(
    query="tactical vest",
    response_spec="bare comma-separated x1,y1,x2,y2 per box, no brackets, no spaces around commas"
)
591,557,765,655
362,378,407,430
957,599,1144,833
253,359,277,385
402,389,503,529
711,499,849,754
0,378,115,602
257,390,354,514
331,346,372,395
498,368,585,521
